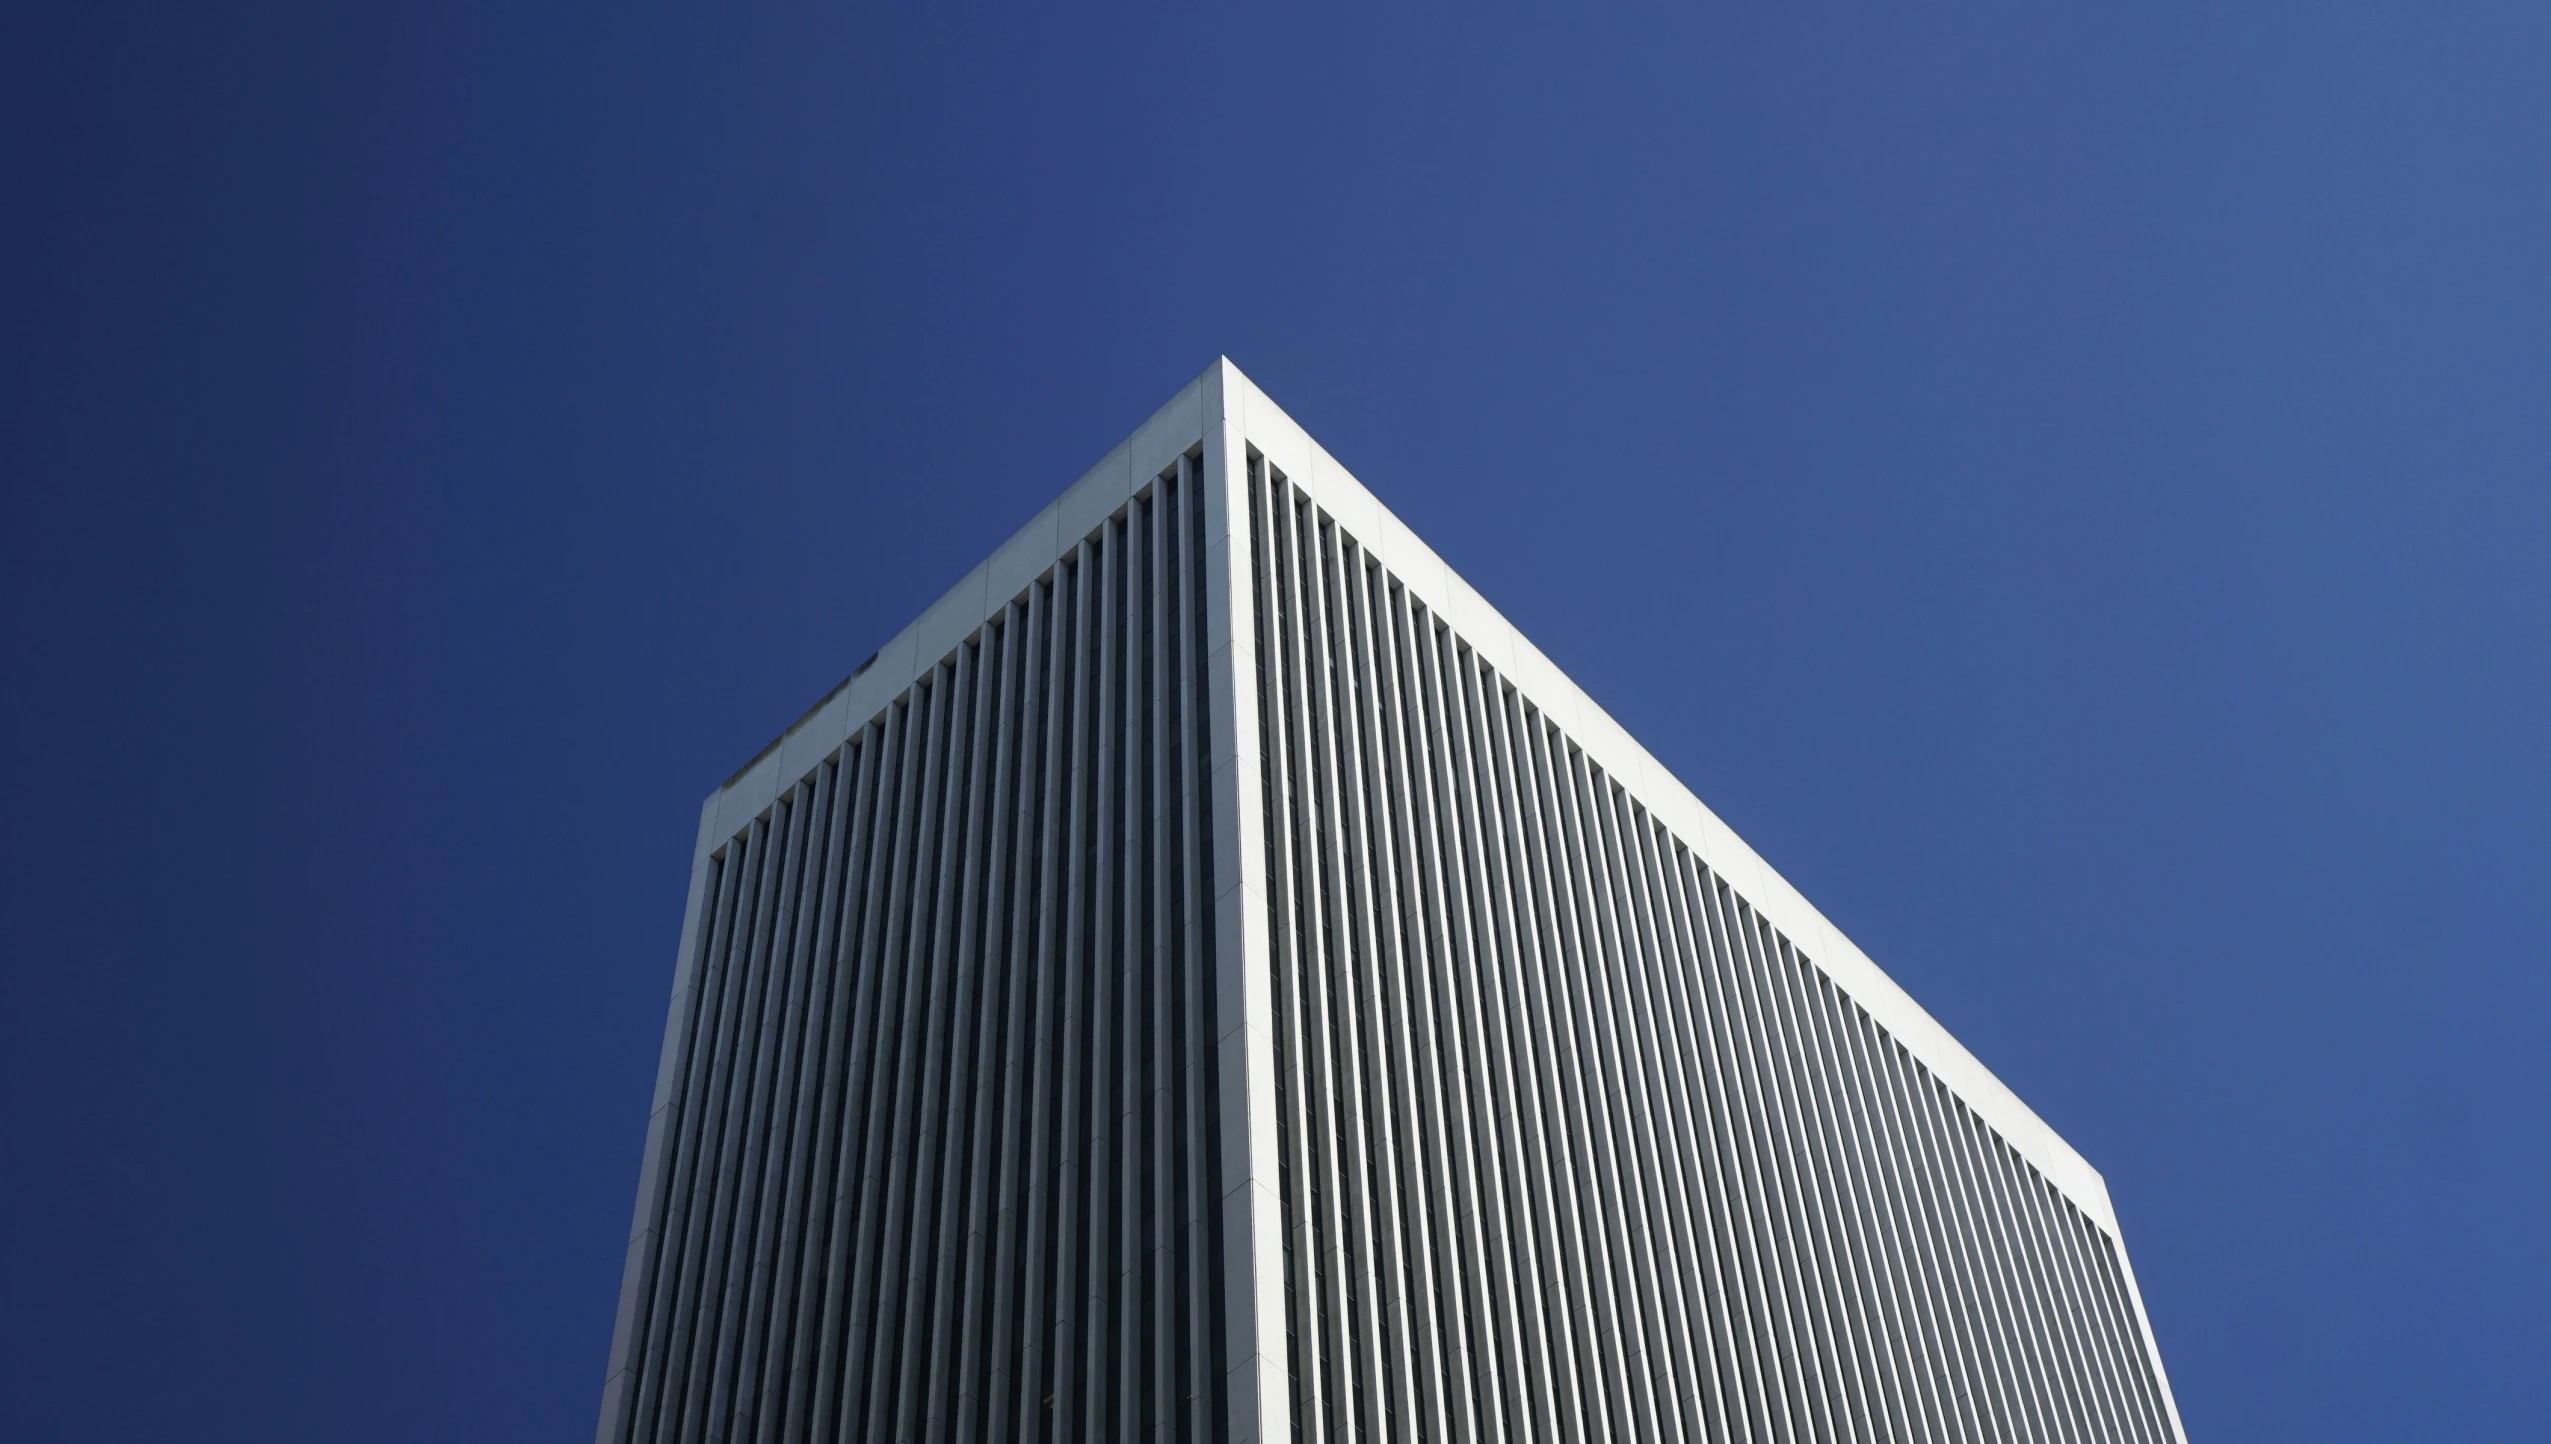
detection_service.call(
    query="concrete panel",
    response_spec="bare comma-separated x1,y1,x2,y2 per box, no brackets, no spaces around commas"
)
1259,431,1315,500
1308,449,1379,562
713,744,783,841
1215,1022,1280,1203
985,497,1063,611
690,792,724,862
1369,504,1447,613
1056,438,1133,547
1200,356,1236,427
910,558,990,673
1209,751,1265,896
847,624,919,736
1127,371,1205,484
773,684,849,792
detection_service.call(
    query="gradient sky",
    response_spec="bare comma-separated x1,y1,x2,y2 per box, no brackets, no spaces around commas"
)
6,4,2547,1439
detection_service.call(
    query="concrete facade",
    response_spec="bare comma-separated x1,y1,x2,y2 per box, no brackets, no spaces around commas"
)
596,359,2184,1444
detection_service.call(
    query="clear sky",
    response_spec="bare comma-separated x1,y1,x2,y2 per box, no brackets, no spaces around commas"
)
6,3,2546,1438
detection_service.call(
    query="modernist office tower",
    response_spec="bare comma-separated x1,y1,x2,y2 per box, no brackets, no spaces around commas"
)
596,361,2183,1444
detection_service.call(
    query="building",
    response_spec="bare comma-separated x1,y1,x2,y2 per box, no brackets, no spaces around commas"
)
594,359,2184,1444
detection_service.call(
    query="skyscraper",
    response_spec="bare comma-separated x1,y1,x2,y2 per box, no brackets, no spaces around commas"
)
595,359,2183,1444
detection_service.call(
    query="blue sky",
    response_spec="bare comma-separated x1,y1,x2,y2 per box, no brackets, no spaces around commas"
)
5,3,2546,1438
